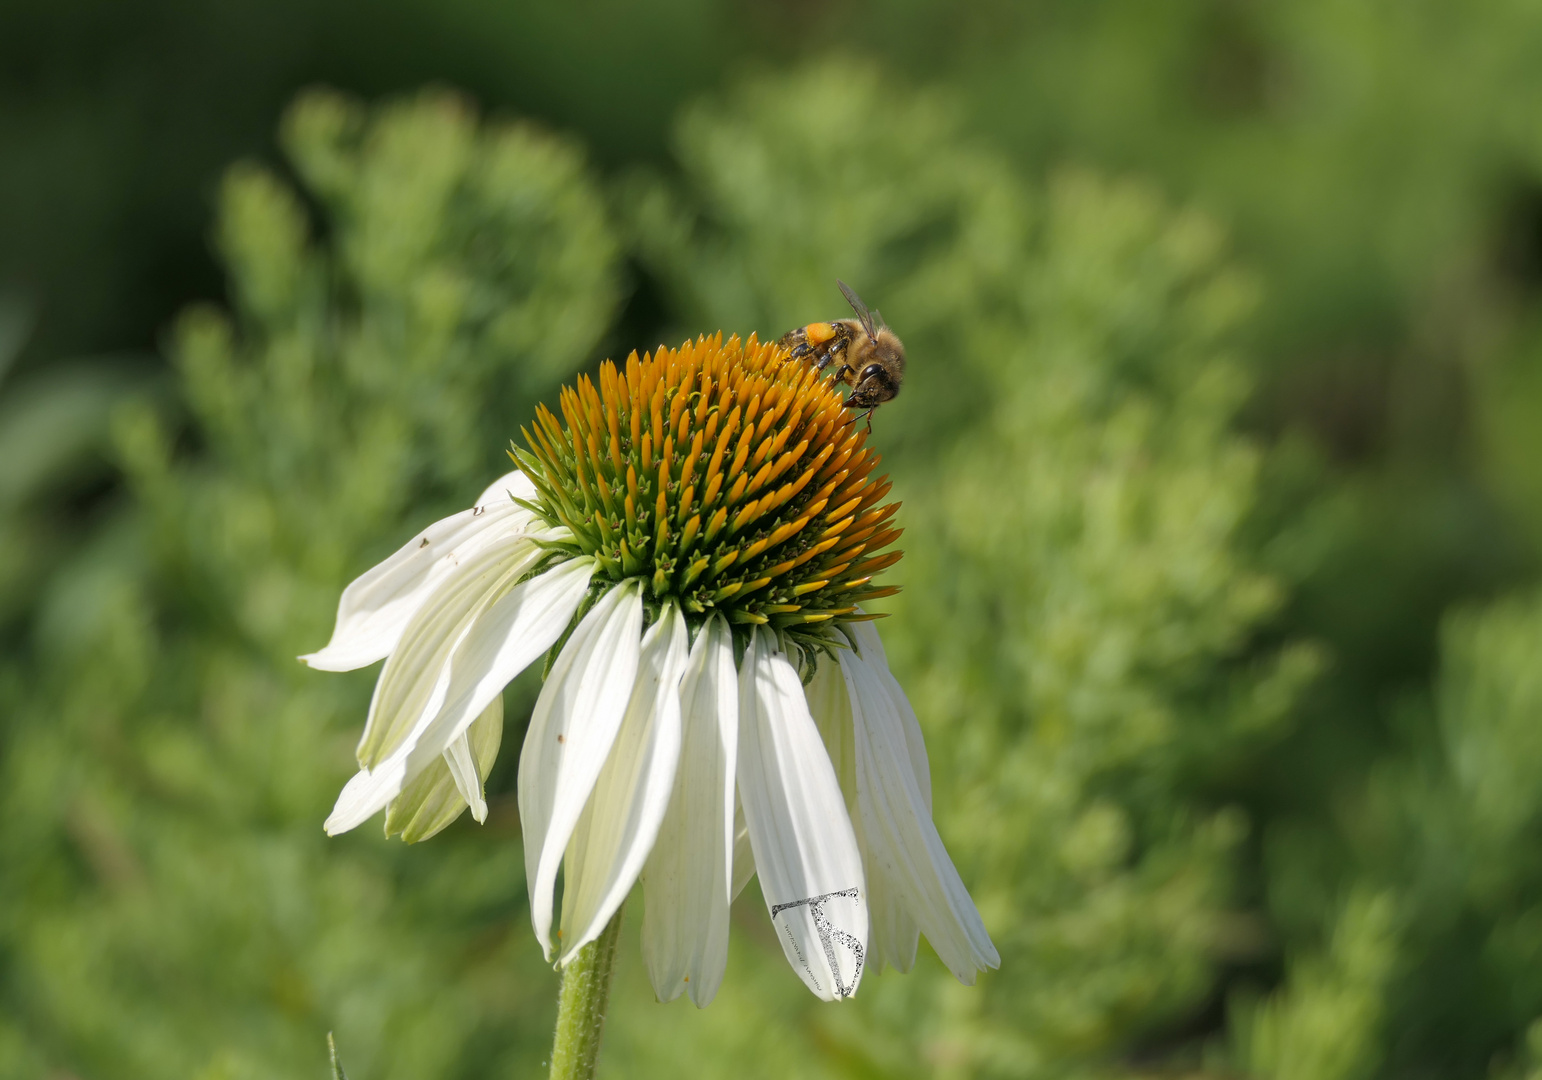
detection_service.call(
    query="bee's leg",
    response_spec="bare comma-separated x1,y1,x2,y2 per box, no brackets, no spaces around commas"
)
830,363,856,386
862,408,875,434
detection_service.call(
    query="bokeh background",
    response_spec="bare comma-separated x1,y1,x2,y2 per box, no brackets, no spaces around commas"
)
4,2,1542,1077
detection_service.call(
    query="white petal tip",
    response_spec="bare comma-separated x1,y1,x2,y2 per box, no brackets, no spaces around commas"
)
297,648,370,672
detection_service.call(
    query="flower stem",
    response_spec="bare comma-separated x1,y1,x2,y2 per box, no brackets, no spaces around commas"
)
548,905,624,1080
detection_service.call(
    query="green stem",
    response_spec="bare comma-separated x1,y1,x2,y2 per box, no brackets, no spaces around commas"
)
548,906,625,1080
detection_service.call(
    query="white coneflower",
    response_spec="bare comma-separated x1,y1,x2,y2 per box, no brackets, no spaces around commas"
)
303,333,997,1005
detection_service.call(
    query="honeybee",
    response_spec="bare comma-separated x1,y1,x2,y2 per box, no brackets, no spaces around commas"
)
778,281,905,430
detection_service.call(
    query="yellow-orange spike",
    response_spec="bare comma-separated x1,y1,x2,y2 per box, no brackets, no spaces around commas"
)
851,501,900,532
657,426,674,487
681,429,705,490
606,398,624,474
541,413,573,465
829,525,882,560
799,497,831,521
669,374,690,439
764,513,813,550
725,471,749,507
819,443,856,484
677,514,701,553
820,516,855,542
706,411,736,476
737,575,772,597
593,464,616,516
849,550,903,576
625,350,642,399
855,476,892,514
788,536,842,571
744,458,777,501
779,444,834,499
826,496,863,524
730,499,762,535
752,422,796,472
703,506,729,545
727,429,753,484
753,400,780,445
651,380,665,451
738,536,772,563
526,411,564,467
763,440,809,493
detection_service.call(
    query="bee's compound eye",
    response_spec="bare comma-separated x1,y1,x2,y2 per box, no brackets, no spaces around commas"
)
860,364,886,382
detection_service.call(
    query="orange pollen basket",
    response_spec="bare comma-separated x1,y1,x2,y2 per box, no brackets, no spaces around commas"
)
513,333,902,639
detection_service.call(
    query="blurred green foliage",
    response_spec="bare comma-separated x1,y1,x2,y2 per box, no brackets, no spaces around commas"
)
0,88,617,1078
3,2,1542,1078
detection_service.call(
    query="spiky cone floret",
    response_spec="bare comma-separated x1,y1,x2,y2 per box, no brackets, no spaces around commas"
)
301,334,997,1006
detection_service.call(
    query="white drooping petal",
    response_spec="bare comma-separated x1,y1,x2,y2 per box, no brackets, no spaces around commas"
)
737,629,868,1002
401,555,596,784
302,470,537,672
355,534,547,768
643,614,737,1006
324,547,584,836
806,658,857,806
519,581,645,960
847,619,930,808
839,646,999,983
561,603,690,962
807,655,919,975
384,693,504,843
444,730,488,824
731,802,756,902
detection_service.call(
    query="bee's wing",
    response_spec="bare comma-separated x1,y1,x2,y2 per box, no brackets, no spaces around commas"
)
837,280,879,340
